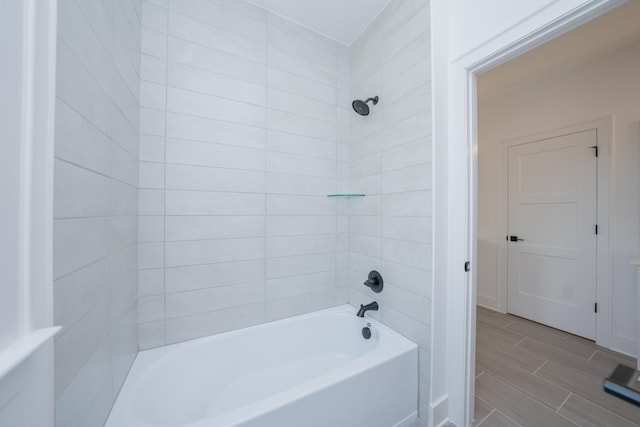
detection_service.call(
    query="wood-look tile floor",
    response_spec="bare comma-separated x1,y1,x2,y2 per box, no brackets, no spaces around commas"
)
474,306,640,427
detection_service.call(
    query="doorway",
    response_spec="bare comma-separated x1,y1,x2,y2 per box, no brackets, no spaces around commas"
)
470,2,640,425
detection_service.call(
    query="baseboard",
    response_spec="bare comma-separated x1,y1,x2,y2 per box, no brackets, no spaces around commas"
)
394,411,418,427
428,394,449,427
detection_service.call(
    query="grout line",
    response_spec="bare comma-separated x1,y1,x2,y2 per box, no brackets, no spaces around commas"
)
497,409,523,427
502,319,516,329
556,392,572,413
475,408,494,426
532,360,547,375
264,12,270,324
161,1,169,347
513,336,527,346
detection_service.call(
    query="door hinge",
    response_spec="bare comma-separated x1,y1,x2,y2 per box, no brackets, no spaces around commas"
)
595,224,598,235
464,261,470,272
591,145,599,157
595,303,598,313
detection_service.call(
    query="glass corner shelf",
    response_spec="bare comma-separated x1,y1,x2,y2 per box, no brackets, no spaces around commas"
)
327,194,365,198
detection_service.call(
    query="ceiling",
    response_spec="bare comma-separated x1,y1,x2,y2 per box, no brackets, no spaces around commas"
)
247,0,393,46
478,1,640,99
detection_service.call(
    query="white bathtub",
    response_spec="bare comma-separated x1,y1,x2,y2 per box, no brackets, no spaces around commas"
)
105,305,418,427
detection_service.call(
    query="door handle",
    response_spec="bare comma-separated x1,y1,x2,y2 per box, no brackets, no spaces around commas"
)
509,235,524,242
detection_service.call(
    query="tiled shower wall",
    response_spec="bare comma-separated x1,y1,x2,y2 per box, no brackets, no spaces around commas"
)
137,0,350,348
348,0,432,422
53,0,141,426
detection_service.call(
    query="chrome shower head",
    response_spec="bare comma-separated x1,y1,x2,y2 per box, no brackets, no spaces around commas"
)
352,96,379,116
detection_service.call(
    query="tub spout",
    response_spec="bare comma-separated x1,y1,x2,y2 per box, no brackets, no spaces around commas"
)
357,301,378,317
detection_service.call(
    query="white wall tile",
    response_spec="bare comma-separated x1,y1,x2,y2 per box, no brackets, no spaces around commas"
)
266,195,336,216
139,268,165,296
55,100,115,177
382,216,431,243
55,2,140,422
167,87,266,128
266,271,334,300
266,172,336,196
139,161,164,189
169,12,266,63
381,239,432,270
165,237,265,267
139,134,165,162
168,62,266,106
141,53,167,84
169,0,267,43
165,303,265,344
138,215,164,242
165,281,264,318
266,215,336,236
266,130,336,160
382,191,432,217
350,1,432,421
54,218,113,279
267,87,336,123
266,234,337,258
138,295,165,323
267,151,336,178
383,32,430,83
141,28,167,58
138,242,164,270
381,260,431,297
166,138,265,170
165,259,265,293
268,46,336,86
168,37,266,85
139,189,164,215
165,216,264,241
54,338,111,421
140,107,166,136
138,321,165,350
54,160,113,219
165,164,265,193
382,84,431,127
140,80,166,109
267,252,335,279
382,163,432,193
383,137,431,171
54,259,110,333
54,302,110,397
166,112,265,149
268,67,336,105
142,1,167,33
266,289,336,321
165,190,265,216
267,14,337,70
267,109,335,141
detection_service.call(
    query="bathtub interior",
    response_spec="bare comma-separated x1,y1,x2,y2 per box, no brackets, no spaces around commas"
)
108,305,417,427
135,312,380,425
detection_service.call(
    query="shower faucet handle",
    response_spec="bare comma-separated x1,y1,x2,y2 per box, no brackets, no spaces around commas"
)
363,270,383,293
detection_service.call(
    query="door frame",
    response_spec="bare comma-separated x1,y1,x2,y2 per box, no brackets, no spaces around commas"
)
495,118,612,345
433,1,626,425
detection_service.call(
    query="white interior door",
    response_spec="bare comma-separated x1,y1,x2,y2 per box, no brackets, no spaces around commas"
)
507,129,597,339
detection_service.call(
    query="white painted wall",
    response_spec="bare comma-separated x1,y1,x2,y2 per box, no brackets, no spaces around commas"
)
431,0,625,425
137,0,350,348
53,0,142,425
0,0,58,426
477,40,640,354
349,0,432,424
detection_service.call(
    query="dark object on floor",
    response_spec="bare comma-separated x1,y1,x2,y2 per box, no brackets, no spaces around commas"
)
603,363,640,406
